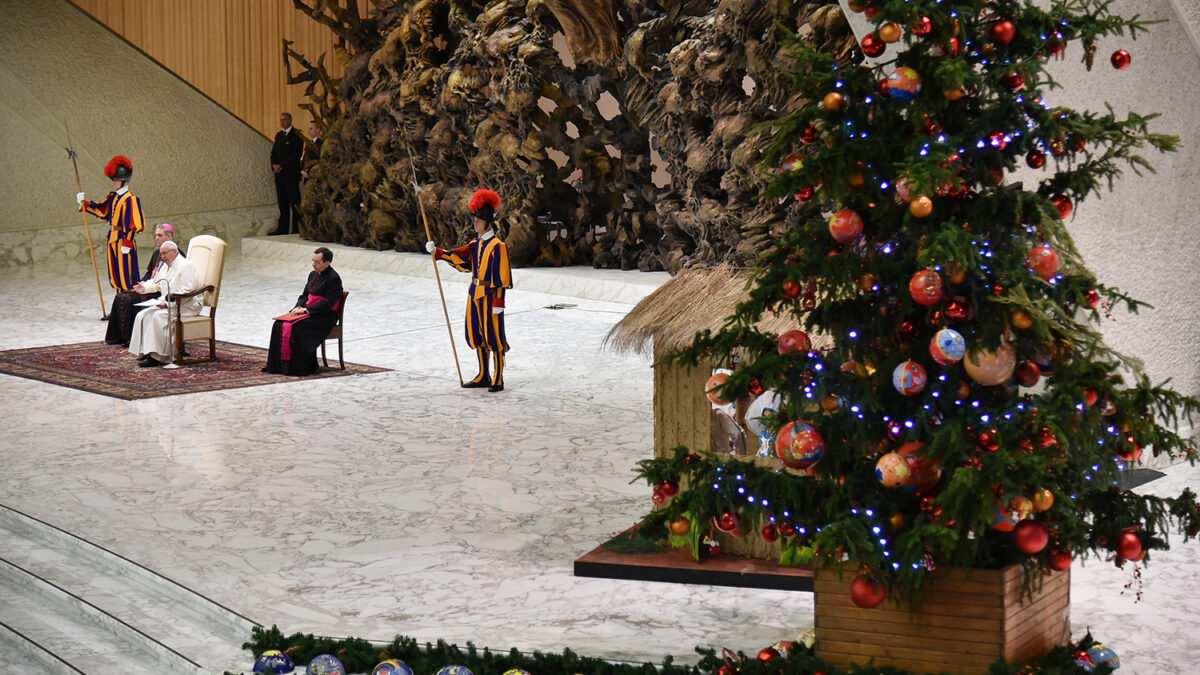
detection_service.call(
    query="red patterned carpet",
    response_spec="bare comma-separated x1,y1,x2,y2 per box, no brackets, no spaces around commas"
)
0,341,389,400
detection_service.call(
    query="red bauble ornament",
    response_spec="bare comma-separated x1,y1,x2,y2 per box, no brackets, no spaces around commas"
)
758,647,780,663
1068,134,1086,152
1111,49,1131,70
782,280,801,299
717,511,739,533
989,20,1016,45
1086,289,1101,308
1049,548,1073,571
1001,72,1026,91
658,480,679,497
944,297,971,322
1046,31,1066,57
1015,361,1041,387
896,320,918,342
1013,519,1050,554
651,489,665,506
1026,151,1046,169
1027,244,1060,281
977,430,1000,453
778,521,796,537
909,268,944,306
1116,532,1143,560
1051,194,1073,219
794,186,814,201
860,32,886,58
717,666,738,675
761,523,780,542
937,37,961,57
777,329,812,355
1049,138,1066,156
849,574,887,608
864,6,880,19
911,16,933,36
800,126,819,144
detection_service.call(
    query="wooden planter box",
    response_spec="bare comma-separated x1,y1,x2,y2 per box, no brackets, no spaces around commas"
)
814,563,1071,675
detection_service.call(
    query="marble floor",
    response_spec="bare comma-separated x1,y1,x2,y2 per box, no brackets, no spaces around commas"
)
0,240,1198,674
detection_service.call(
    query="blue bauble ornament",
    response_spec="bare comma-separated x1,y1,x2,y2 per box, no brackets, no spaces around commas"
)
253,650,295,674
308,654,347,675
1074,659,1096,673
372,660,415,675
929,328,966,365
435,667,475,675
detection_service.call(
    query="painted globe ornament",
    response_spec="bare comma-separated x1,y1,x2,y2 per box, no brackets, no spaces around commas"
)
965,341,1017,386
1026,245,1060,281
909,268,944,306
892,360,928,396
775,420,825,469
849,574,887,608
1074,659,1097,673
705,372,731,404
254,651,295,674
777,329,812,355
502,670,533,675
875,452,912,488
829,208,864,243
930,328,966,365
435,667,474,675
894,176,914,202
745,390,782,440
780,153,804,173
898,441,942,494
886,67,922,102
1086,644,1120,669
308,654,347,675
1111,49,1131,70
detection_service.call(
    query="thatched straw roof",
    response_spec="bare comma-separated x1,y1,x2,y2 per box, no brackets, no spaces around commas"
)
605,265,799,355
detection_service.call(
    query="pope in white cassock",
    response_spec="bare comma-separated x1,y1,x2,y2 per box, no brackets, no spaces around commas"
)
128,240,201,366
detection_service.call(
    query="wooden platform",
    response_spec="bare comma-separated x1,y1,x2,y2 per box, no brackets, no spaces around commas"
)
573,544,813,591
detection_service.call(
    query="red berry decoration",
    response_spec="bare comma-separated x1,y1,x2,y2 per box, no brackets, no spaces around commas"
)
761,523,780,542
860,32,886,58
1086,289,1101,308
849,574,887,608
1026,151,1046,169
1116,532,1143,560
1111,49,1131,70
909,268,945,306
782,280,801,299
989,20,1016,45
777,329,812,355
1027,244,1060,281
1013,519,1050,554
1049,548,1073,571
1051,193,1073,219
911,15,933,36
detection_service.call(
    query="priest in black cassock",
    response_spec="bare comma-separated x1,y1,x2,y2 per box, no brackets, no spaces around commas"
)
263,247,343,375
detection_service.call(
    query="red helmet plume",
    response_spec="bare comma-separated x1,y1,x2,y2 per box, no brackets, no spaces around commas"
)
468,188,501,222
104,155,133,181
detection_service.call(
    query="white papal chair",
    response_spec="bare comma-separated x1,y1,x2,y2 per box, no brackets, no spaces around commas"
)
169,234,226,365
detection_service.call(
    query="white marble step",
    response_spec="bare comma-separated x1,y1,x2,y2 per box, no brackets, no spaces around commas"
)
0,619,83,674
0,505,257,673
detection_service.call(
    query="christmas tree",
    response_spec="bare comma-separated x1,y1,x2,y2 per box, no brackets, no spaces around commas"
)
636,0,1200,609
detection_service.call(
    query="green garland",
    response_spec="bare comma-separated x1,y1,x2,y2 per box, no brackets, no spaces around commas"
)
238,626,1115,674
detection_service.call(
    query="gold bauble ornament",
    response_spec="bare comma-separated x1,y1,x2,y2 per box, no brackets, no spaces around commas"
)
910,195,934,218
964,341,1017,386
943,87,967,101
878,22,902,43
1011,310,1034,329
822,92,845,111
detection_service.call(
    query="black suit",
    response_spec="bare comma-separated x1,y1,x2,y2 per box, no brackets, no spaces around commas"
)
271,127,304,234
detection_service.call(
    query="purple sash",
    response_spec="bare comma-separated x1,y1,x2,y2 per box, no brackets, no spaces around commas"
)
279,294,340,361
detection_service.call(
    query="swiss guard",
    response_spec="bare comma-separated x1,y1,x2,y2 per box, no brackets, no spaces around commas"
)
426,189,513,392
78,155,146,292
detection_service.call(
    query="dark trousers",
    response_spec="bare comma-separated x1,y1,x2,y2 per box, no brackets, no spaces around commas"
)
274,173,302,233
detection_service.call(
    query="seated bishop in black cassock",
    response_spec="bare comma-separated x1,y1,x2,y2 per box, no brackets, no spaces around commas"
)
263,247,343,375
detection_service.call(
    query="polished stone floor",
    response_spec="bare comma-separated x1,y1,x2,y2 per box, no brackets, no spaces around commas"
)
0,240,1197,674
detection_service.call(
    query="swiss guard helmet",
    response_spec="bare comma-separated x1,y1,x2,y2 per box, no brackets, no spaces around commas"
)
468,188,501,222
104,155,133,182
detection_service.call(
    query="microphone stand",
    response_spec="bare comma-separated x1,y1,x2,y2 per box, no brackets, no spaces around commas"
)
160,275,181,369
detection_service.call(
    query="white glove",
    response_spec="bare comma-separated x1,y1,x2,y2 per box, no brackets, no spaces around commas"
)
76,192,86,206
492,307,503,315
425,241,436,253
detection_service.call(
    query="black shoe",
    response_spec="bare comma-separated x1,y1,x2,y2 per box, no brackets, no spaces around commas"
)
120,342,129,348
138,356,160,367
105,338,123,345
462,379,491,389
488,384,504,393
